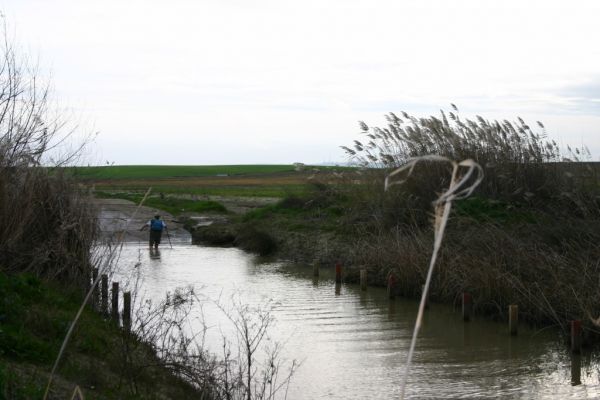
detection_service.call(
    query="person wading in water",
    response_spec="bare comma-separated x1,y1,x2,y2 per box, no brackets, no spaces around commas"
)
140,214,167,249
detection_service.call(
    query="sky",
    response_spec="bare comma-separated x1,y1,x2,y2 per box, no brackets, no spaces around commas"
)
2,0,600,165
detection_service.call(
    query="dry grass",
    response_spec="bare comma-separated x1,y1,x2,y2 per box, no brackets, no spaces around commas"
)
343,106,597,217
0,168,97,286
383,156,483,399
0,23,96,285
348,219,600,329
329,107,600,340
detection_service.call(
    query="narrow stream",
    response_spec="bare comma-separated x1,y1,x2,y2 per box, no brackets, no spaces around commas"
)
113,243,600,399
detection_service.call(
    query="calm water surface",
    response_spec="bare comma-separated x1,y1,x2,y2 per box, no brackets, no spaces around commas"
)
113,243,600,399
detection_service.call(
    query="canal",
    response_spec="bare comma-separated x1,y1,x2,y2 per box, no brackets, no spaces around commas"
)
111,242,600,399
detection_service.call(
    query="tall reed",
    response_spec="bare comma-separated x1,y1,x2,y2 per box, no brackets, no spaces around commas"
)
342,106,596,220
335,106,600,338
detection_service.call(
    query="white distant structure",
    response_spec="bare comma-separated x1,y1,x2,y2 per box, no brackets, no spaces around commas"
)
293,162,305,171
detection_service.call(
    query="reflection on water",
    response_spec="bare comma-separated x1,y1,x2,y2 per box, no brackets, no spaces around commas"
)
149,248,161,260
113,244,600,399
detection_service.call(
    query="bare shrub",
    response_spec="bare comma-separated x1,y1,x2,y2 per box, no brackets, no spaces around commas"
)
214,295,298,400
118,286,217,398
0,24,96,285
117,289,298,400
0,168,97,284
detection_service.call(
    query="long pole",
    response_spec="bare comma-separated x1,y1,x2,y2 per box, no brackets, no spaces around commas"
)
165,226,173,249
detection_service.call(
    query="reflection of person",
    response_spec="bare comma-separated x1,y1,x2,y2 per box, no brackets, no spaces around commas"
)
140,214,167,249
150,248,161,259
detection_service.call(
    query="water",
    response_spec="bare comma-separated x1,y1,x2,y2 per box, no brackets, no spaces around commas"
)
112,243,600,399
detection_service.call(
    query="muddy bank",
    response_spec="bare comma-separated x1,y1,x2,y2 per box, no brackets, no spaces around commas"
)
92,198,190,243
189,220,362,277
188,222,278,256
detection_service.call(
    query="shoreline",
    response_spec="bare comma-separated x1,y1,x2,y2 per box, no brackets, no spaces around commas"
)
187,208,600,347
95,195,600,347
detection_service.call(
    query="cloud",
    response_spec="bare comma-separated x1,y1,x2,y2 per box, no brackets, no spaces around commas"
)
555,78,600,115
5,0,600,163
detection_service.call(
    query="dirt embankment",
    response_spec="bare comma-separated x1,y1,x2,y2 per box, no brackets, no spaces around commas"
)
188,213,355,269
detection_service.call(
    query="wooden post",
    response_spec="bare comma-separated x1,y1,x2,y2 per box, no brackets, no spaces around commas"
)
509,305,518,335
571,320,582,353
123,291,132,332
387,273,396,299
101,274,108,316
462,293,472,322
571,353,582,386
335,262,342,284
312,275,319,287
92,268,99,310
388,300,396,320
360,269,367,291
335,282,341,296
111,282,119,322
313,261,319,277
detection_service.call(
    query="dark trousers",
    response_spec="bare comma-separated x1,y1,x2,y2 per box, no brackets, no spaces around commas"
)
149,230,162,247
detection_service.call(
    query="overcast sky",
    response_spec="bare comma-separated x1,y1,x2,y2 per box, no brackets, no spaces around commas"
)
2,0,600,165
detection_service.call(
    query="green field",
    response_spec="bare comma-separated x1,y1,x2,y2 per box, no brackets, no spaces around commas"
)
69,164,354,198
104,184,310,198
67,165,301,180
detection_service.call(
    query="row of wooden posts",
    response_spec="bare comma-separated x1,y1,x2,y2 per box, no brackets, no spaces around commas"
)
320,262,584,353
91,268,132,331
92,262,584,353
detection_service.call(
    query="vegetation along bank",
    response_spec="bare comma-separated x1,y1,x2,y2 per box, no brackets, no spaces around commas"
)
185,110,600,344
